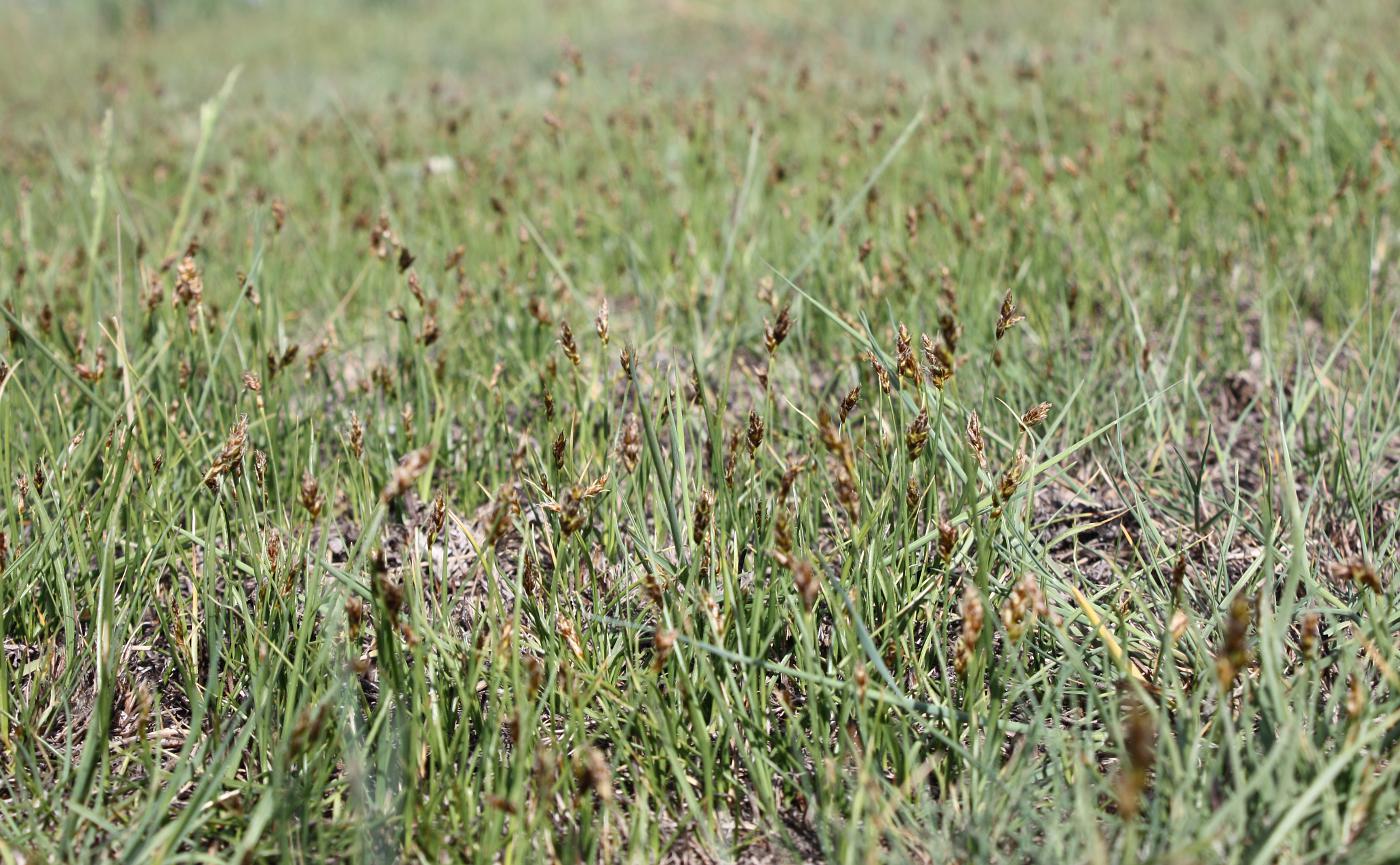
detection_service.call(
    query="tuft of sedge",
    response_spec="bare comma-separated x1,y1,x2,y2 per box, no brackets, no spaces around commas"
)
345,594,366,639
723,428,742,486
954,584,984,676
996,449,1028,503
773,508,792,555
641,570,667,608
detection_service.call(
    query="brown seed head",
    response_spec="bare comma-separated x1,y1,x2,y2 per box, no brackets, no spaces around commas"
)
895,323,921,386
558,322,581,367
300,471,325,519
906,408,930,460
594,299,609,345
765,304,793,354
1328,558,1382,593
618,413,642,473
996,289,1026,340
954,584,984,676
747,411,765,453
1299,612,1320,659
839,386,860,423
1020,401,1052,429
965,411,986,468
381,446,433,503
203,414,249,491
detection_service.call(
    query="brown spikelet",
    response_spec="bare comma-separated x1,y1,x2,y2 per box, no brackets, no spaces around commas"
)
747,411,765,453
938,519,959,561
594,299,609,345
839,386,860,423
997,449,1028,502
349,412,364,459
428,491,446,541
922,333,952,388
1020,401,1052,429
557,613,584,660
203,414,248,491
1328,558,1382,593
1117,688,1157,820
1299,612,1320,659
906,408,930,460
381,446,433,503
1001,574,1046,642
618,413,642,472
867,355,892,395
559,322,581,367
965,411,986,468
577,747,613,802
300,471,325,519
996,289,1026,340
775,554,821,610
692,488,714,545
778,455,807,499
954,584,984,676
652,628,676,672
895,323,921,386
1215,593,1252,689
764,304,793,354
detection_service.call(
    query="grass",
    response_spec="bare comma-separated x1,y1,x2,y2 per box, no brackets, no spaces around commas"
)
0,0,1398,861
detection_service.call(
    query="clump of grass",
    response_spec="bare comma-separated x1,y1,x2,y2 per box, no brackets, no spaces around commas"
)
0,0,1398,862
